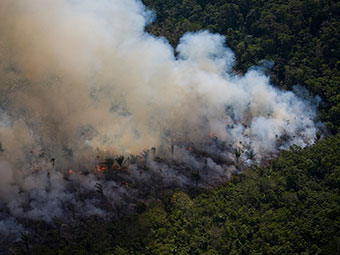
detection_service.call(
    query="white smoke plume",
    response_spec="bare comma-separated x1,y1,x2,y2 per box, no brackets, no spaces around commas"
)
0,0,319,242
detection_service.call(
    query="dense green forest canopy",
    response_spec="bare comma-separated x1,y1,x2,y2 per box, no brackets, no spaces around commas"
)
10,0,340,254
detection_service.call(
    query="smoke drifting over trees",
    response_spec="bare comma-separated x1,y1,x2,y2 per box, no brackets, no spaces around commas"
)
0,0,320,241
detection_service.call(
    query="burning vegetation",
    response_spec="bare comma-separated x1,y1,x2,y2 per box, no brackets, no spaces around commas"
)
0,0,324,250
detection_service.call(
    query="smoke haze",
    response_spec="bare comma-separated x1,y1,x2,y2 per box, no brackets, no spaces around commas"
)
0,0,319,241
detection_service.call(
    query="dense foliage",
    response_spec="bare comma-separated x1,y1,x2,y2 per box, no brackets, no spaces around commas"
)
144,0,340,134
10,0,340,254
22,135,340,254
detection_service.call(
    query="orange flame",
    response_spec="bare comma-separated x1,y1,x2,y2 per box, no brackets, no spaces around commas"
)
96,164,107,173
68,169,73,174
188,146,193,152
209,130,214,138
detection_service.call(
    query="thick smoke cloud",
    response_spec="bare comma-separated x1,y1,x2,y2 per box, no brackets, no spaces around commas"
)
0,0,319,241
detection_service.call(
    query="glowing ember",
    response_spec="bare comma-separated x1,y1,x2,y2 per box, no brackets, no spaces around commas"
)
96,164,107,173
